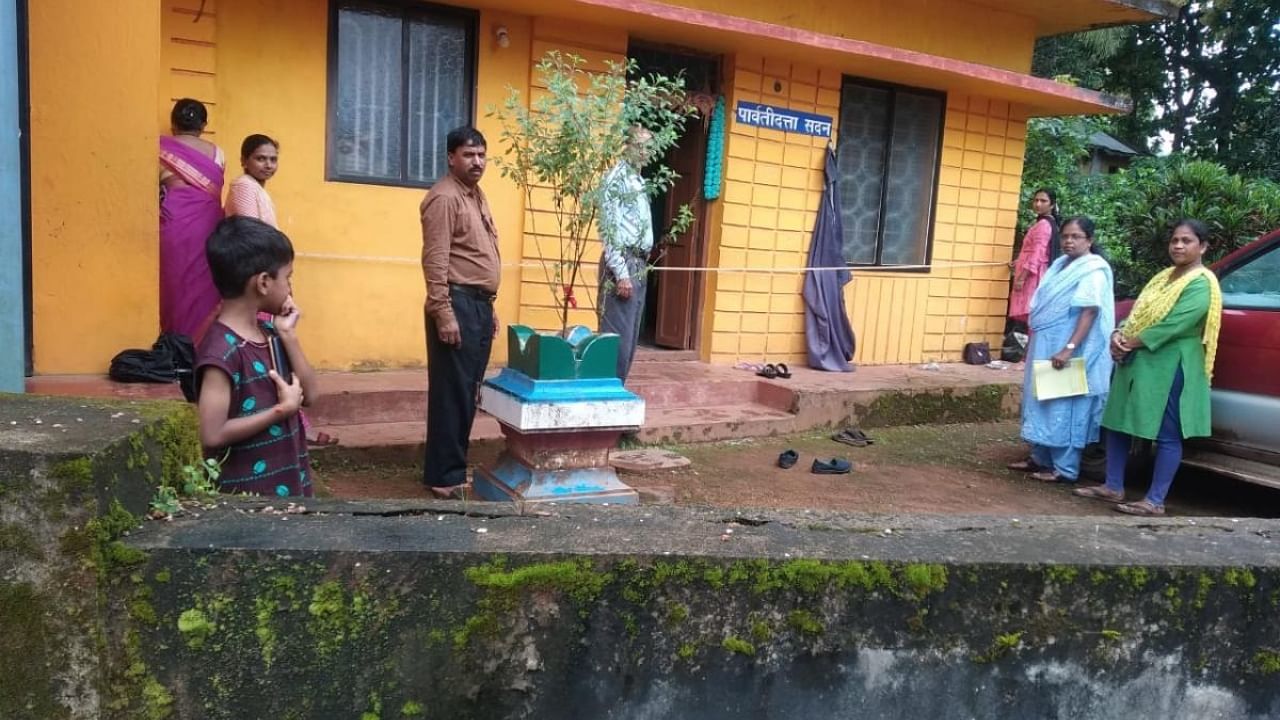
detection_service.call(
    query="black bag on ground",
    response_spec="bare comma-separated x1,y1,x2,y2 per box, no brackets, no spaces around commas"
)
1000,330,1028,363
109,332,197,402
963,341,991,365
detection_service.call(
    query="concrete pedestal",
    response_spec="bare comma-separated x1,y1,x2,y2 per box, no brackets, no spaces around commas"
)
475,362,644,505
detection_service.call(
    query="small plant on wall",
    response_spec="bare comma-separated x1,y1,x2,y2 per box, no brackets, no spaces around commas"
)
490,50,696,335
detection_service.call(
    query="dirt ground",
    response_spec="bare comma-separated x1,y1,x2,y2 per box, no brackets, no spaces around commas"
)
312,422,1280,518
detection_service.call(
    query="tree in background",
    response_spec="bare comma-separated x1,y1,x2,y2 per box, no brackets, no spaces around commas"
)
1019,116,1280,295
1032,0,1280,181
490,52,694,334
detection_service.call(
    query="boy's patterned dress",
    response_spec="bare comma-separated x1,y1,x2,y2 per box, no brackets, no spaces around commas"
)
196,320,312,497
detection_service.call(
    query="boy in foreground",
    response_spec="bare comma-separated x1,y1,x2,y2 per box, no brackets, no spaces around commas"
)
196,216,318,497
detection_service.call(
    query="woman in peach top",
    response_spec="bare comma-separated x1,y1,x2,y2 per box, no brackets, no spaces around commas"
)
1008,188,1060,325
224,135,335,446
225,134,279,227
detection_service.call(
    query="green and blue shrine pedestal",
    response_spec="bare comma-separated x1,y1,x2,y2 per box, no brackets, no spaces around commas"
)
474,325,644,505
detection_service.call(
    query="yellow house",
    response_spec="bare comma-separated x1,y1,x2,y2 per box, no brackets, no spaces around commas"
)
23,0,1174,376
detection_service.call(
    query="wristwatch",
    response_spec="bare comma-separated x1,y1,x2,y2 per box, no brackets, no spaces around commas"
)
1065,342,1077,351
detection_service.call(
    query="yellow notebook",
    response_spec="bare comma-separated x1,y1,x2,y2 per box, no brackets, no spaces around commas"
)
1033,358,1089,400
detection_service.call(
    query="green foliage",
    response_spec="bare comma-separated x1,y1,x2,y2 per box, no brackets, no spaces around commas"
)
490,51,696,332
1020,119,1280,295
1033,1,1280,181
1254,649,1280,675
721,636,756,656
974,631,1023,663
787,610,824,636
177,608,216,649
149,453,225,517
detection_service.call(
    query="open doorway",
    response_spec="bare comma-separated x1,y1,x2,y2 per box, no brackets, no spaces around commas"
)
627,43,719,352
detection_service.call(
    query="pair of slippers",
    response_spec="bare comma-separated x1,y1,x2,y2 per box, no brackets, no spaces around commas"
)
831,427,874,447
778,450,852,474
757,363,792,379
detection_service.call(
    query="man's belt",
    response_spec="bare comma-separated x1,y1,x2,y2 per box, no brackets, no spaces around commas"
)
448,283,497,303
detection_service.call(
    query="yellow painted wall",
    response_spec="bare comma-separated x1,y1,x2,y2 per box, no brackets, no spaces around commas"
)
159,0,219,137
29,0,161,374
515,19,629,334
664,0,1037,72
29,0,1035,373
710,52,1025,367
214,0,530,370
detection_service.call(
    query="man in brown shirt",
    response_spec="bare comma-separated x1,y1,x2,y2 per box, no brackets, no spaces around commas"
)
420,126,500,497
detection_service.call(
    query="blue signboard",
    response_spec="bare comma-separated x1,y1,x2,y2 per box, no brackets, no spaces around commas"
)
734,101,833,137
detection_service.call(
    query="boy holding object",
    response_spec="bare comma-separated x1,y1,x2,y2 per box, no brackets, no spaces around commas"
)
195,216,318,497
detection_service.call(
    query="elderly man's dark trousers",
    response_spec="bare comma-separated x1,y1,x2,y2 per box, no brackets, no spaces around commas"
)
424,289,494,488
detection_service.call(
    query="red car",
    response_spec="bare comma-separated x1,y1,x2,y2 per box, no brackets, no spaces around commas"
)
1110,228,1280,488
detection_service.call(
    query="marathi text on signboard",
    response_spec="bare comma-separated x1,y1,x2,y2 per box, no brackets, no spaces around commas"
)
734,101,833,137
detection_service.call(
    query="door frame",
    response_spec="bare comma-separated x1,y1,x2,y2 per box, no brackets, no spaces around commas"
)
626,40,721,352
18,0,30,375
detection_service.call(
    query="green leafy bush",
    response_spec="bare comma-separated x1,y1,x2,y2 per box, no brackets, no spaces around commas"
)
489,51,694,333
1020,119,1280,296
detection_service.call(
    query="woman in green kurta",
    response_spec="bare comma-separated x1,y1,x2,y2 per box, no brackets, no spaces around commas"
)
1074,219,1223,516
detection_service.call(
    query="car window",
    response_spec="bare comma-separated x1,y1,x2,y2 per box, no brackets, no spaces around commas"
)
1220,244,1280,310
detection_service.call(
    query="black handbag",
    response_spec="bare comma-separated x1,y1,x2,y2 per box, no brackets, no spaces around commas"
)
108,332,197,402
963,342,992,365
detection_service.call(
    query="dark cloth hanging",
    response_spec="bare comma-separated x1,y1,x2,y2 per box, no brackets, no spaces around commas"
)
802,146,856,372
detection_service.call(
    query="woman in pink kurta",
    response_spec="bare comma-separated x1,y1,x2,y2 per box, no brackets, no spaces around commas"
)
1008,188,1060,324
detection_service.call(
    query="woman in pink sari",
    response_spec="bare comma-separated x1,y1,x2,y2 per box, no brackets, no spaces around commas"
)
1008,188,1060,325
159,98,225,339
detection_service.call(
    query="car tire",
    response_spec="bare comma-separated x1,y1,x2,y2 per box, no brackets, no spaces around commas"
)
1080,442,1107,482
1079,438,1154,484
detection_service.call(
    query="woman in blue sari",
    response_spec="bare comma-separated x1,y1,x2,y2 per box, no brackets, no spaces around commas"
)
1007,216,1115,483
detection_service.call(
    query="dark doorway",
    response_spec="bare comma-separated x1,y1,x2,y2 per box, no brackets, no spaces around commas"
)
18,0,30,375
627,43,719,351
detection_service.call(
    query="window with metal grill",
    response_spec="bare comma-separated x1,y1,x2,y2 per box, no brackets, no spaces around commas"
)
834,78,945,267
327,1,476,187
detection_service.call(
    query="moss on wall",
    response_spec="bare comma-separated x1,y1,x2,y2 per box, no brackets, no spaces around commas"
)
0,397,198,720
854,385,1012,428
102,548,1279,718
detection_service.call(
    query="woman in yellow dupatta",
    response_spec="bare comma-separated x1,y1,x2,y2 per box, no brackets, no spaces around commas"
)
1074,219,1223,516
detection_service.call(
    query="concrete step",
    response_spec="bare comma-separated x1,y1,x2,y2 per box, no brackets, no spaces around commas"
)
28,362,1022,455
634,403,798,445
307,370,788,427
313,401,794,452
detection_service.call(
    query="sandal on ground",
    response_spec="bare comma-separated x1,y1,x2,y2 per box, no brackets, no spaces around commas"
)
1006,458,1045,472
1029,470,1075,484
308,431,340,447
775,363,792,379
832,428,869,447
1115,499,1165,517
428,483,470,500
1072,484,1125,503
811,458,852,475
756,363,779,379
778,449,799,469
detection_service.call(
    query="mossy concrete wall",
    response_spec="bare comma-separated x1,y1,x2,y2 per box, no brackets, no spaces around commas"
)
0,394,200,720
122,502,1280,720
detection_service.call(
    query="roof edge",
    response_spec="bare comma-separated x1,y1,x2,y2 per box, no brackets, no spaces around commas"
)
574,0,1134,117
1041,0,1182,37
